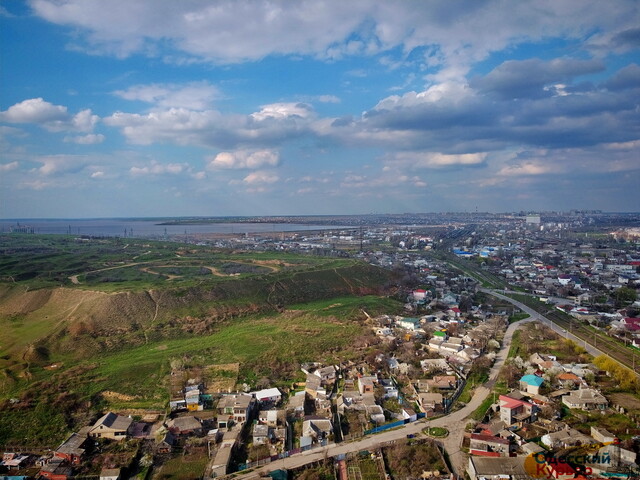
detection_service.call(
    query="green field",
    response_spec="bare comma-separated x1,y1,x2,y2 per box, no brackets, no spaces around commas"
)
0,235,401,447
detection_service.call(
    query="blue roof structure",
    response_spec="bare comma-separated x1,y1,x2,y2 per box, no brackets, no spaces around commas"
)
520,374,544,387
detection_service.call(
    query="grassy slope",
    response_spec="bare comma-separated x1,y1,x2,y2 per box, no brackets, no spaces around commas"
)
0,295,401,447
0,235,400,447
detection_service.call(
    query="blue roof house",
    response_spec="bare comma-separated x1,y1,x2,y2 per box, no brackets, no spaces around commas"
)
519,374,544,395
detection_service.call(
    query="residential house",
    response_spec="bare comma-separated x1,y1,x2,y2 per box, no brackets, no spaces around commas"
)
420,358,450,373
88,412,132,441
210,429,240,477
456,347,480,363
167,416,203,436
397,317,420,330
55,430,90,464
358,376,376,395
418,392,443,413
286,392,305,418
427,375,457,390
469,433,512,457
590,426,616,444
375,327,393,337
252,424,269,445
467,456,527,480
590,443,637,470
185,389,202,412
499,395,537,426
366,404,386,424
428,337,445,352
39,457,73,480
562,388,608,410
258,409,280,427
254,387,282,404
217,394,255,425
301,417,332,446
541,427,593,448
156,431,175,454
308,365,337,385
379,378,398,399
556,372,582,388
440,340,464,354
305,374,327,399
99,468,122,480
336,390,366,414
519,374,544,395
2,453,30,470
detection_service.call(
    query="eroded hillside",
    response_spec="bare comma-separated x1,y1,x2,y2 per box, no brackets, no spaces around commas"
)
0,244,394,363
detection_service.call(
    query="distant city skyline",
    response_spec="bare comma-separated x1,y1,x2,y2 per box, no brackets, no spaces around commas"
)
1,1,639,218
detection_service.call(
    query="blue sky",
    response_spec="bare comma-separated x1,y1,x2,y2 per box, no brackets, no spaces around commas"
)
1,0,639,218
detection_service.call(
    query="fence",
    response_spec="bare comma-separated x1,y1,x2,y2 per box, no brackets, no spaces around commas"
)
237,441,326,471
363,412,426,436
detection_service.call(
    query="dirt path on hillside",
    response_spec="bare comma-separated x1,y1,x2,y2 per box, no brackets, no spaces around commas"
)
139,266,181,280
67,261,148,284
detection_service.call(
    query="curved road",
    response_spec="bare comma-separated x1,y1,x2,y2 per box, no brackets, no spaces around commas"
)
233,309,535,480
480,288,606,358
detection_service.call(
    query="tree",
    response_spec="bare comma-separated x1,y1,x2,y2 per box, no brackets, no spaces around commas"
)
614,287,637,307
458,295,473,312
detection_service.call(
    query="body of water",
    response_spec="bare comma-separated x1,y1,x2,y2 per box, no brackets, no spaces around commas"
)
0,218,344,238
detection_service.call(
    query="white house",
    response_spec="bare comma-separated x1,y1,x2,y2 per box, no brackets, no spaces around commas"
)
254,388,282,404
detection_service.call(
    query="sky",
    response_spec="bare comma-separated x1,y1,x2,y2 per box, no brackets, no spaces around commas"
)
1,0,639,218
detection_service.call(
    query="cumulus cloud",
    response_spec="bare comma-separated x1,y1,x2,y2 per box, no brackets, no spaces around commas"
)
28,0,639,76
243,170,279,185
207,149,279,170
0,98,99,132
251,103,314,121
104,102,314,148
35,155,90,176
0,97,68,123
114,81,220,109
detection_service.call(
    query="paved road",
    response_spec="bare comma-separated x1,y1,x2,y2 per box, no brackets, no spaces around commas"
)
481,288,606,358
230,313,532,480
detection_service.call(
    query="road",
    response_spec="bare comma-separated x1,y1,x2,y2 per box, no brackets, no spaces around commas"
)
229,313,533,480
481,288,606,358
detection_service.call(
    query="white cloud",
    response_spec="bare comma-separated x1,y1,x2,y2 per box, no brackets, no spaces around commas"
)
0,98,98,132
317,95,340,104
129,161,188,176
19,179,50,190
104,104,313,148
251,102,313,121
387,152,488,169
90,171,105,178
114,81,220,109
243,170,279,185
1,98,68,123
64,133,105,144
0,161,19,172
207,149,280,170
29,0,639,85
36,155,89,176
497,162,555,177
